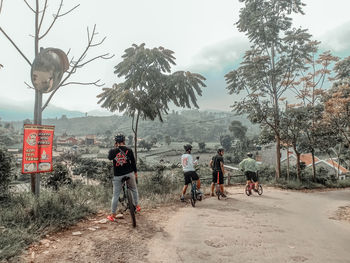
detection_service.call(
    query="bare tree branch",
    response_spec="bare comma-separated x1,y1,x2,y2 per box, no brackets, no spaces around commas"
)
38,0,48,33
23,0,35,13
76,53,114,68
0,27,32,66
38,0,63,40
91,36,106,47
38,0,79,40
57,3,80,17
0,0,3,14
42,25,112,111
24,81,35,89
61,80,104,87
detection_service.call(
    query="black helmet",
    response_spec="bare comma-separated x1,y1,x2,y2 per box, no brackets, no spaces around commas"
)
114,133,125,143
184,144,192,152
247,152,253,158
217,148,224,153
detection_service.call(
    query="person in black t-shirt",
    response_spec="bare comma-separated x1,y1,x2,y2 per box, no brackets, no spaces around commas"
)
209,148,226,197
107,133,140,222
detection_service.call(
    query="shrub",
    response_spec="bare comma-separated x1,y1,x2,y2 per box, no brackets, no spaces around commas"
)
42,162,72,190
0,184,110,261
0,146,14,199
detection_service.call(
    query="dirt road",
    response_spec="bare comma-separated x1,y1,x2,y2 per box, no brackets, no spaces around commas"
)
147,187,350,263
23,187,350,263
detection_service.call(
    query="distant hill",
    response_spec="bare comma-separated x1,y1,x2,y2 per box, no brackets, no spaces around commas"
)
0,100,112,121
0,102,84,121
9,109,260,142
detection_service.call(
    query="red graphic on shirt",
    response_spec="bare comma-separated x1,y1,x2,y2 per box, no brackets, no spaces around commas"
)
182,157,188,167
114,150,128,166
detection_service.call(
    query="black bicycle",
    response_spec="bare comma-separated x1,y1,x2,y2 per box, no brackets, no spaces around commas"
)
190,179,202,207
118,176,136,227
214,171,224,199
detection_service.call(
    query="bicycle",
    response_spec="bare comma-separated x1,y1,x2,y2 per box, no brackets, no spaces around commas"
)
214,171,224,200
245,180,263,196
190,178,202,207
118,176,137,227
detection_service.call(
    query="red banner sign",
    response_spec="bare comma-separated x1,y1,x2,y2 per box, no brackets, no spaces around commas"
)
22,124,55,174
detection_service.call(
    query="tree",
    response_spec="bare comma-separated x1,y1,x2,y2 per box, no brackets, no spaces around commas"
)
290,43,339,180
0,146,13,198
220,135,232,152
280,107,310,180
165,135,172,146
321,56,350,175
97,43,206,162
127,135,134,146
198,142,206,152
138,140,152,151
225,0,313,179
229,120,247,141
0,0,112,195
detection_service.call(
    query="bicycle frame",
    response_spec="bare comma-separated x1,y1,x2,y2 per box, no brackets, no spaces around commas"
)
245,180,263,196
118,176,137,227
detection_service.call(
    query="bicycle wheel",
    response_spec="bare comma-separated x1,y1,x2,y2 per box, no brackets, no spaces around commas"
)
216,184,221,200
257,185,263,195
190,184,196,207
245,185,251,196
127,189,136,227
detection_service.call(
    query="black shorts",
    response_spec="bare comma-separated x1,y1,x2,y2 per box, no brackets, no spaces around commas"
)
245,171,258,182
212,171,224,185
184,171,199,185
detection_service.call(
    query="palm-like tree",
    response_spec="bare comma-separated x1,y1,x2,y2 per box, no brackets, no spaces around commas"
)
97,43,206,161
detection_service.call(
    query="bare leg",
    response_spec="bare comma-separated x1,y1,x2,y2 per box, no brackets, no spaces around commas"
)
211,183,215,195
182,185,188,196
220,184,224,193
197,180,201,190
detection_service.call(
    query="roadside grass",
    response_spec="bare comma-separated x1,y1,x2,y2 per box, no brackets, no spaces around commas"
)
0,184,110,261
2,163,349,261
0,168,184,261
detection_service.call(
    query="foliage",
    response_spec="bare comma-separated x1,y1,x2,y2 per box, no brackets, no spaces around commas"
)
42,163,72,191
220,135,232,152
97,43,206,161
138,166,182,195
229,120,247,141
198,142,206,152
323,84,350,146
226,0,314,179
0,126,17,146
138,139,153,151
0,146,14,198
0,185,110,261
72,158,113,187
165,135,172,146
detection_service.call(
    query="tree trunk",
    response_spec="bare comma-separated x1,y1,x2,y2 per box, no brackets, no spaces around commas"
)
275,135,281,180
311,150,316,181
286,147,290,181
293,145,301,181
133,111,140,164
32,0,42,196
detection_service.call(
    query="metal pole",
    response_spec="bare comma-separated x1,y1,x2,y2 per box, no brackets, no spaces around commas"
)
33,0,41,197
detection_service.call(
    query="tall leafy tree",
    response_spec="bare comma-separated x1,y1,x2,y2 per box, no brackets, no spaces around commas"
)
225,0,313,179
323,57,350,157
280,106,310,180
97,43,206,161
290,43,339,180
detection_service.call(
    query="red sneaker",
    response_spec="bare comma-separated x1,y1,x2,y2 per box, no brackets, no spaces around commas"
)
136,205,141,212
107,215,117,222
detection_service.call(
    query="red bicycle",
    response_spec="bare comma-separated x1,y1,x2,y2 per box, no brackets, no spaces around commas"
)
245,181,263,196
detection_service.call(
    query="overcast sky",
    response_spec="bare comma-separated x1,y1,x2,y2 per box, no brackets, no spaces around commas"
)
1,0,350,114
